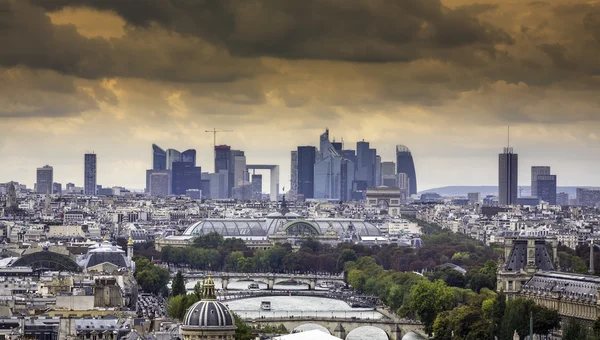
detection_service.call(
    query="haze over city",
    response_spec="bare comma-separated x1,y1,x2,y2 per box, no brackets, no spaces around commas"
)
1,0,600,191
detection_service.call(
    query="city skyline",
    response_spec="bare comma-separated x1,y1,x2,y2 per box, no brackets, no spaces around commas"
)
2,0,600,191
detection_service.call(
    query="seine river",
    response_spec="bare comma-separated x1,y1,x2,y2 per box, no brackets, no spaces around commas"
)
187,279,390,340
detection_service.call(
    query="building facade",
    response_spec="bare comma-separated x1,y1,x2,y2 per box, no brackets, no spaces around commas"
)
171,162,201,196
536,174,557,205
36,165,54,195
297,146,316,199
84,154,97,195
148,170,169,197
290,150,298,198
498,147,518,205
531,166,550,197
577,188,600,207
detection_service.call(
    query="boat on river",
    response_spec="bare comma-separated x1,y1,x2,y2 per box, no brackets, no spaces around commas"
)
260,301,271,311
248,283,260,290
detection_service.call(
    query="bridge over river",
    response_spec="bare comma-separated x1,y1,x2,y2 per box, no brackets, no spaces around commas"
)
176,271,345,290
244,311,425,340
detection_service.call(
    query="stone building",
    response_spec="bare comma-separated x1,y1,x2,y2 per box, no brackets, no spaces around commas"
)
498,236,600,323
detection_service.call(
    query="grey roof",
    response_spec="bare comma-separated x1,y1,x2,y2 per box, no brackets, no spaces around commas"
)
504,239,554,272
522,271,600,303
183,300,235,328
77,243,130,269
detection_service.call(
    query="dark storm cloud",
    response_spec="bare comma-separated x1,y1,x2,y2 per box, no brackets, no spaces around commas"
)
33,0,514,63
0,67,106,117
0,0,262,82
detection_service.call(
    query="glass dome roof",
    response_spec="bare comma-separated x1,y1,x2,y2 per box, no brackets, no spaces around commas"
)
183,218,381,237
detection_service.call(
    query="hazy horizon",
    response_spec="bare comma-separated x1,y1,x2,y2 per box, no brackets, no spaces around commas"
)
1,0,600,191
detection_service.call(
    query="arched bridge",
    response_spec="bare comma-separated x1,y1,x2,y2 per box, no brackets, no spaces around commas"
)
217,290,379,308
177,271,345,290
244,315,424,340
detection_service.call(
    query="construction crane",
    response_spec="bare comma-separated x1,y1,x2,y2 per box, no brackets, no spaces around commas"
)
205,128,233,171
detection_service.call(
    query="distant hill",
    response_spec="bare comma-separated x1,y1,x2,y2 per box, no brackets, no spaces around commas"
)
418,186,600,197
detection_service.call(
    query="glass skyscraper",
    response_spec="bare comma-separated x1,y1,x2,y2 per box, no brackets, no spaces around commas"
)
297,146,316,199
152,144,167,170
36,165,53,194
171,162,201,195
84,153,97,195
531,166,550,197
182,149,197,165
499,147,518,205
536,175,557,205
396,145,417,196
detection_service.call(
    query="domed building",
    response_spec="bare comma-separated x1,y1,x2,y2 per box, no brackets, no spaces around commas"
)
181,277,236,339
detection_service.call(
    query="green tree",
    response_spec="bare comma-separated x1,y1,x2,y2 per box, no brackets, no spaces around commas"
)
232,312,254,340
563,318,590,340
409,279,455,335
347,269,368,291
134,258,170,296
193,232,224,249
594,316,600,339
171,271,186,297
166,293,200,320
337,249,358,270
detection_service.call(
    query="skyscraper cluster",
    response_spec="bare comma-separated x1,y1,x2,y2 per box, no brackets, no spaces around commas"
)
146,144,201,197
498,145,558,206
291,129,417,201
146,143,268,200
34,153,98,196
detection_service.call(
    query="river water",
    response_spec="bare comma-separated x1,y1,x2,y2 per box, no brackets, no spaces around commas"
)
186,279,389,340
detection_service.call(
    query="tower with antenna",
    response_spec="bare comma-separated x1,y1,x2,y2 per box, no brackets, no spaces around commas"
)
499,126,518,205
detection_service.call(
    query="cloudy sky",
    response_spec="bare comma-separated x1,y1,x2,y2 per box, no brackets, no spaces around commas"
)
1,0,600,192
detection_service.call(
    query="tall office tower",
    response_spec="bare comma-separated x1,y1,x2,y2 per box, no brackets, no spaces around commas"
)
397,173,410,202
290,151,298,198
340,158,355,201
182,149,197,165
209,170,229,199
381,162,396,187
36,165,53,194
341,150,358,173
536,175,557,205
84,153,97,195
557,192,569,206
228,150,245,197
152,144,167,170
171,162,201,195
314,129,343,199
52,183,62,195
66,183,75,193
396,145,417,196
498,147,518,205
531,166,551,197
148,171,169,197
233,154,247,188
356,141,377,187
252,174,263,200
215,145,231,173
200,173,211,199
375,155,382,187
297,146,316,199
